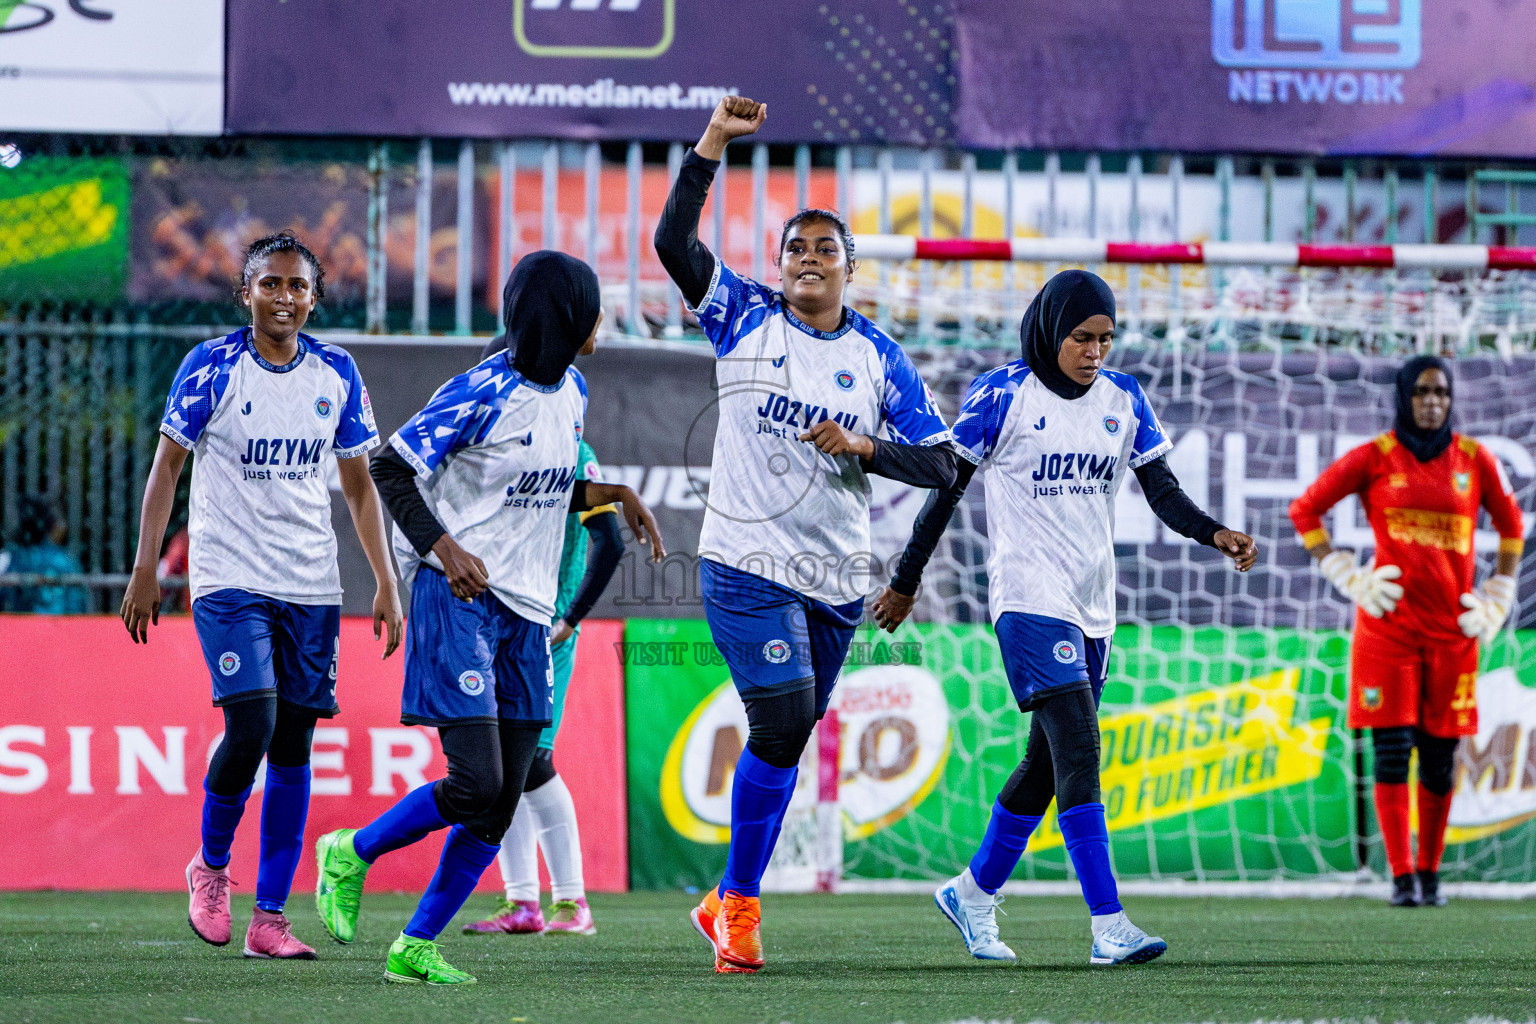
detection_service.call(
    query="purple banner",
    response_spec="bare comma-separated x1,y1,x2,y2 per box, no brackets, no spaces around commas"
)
226,0,953,144
954,0,1536,157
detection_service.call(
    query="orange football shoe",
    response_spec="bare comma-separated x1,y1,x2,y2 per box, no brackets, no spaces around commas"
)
713,890,764,973
690,887,747,973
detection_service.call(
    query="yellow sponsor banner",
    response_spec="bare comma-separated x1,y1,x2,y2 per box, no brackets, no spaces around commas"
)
1029,669,1330,850
0,179,120,271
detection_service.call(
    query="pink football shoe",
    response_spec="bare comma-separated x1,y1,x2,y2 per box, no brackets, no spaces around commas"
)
463,899,545,934
185,851,233,946
243,907,317,959
543,897,596,936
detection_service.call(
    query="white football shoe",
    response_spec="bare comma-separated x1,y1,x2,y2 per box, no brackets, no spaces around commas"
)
1089,911,1167,965
933,869,1016,961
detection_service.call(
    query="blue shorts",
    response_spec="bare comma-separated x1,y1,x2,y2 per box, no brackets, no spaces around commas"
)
994,612,1111,711
401,568,553,728
191,588,341,716
699,558,863,716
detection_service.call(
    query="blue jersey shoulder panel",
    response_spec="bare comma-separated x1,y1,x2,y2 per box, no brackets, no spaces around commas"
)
952,360,1030,465
854,315,952,446
390,353,521,476
1098,368,1172,468
160,330,246,449
307,336,381,457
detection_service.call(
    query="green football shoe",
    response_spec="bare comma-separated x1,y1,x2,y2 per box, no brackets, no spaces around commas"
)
314,828,369,944
385,933,477,985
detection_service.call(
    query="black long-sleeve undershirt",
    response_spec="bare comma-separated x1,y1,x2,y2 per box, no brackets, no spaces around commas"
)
888,455,1225,596
654,149,721,310
560,510,623,627
370,444,447,557
865,438,958,490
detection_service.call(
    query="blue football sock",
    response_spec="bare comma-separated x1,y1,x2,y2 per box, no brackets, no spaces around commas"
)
354,782,448,864
255,763,311,912
1058,802,1122,916
718,747,798,900
200,781,252,870
968,801,1044,895
403,825,501,941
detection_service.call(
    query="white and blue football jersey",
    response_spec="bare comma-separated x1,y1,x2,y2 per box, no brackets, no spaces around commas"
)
160,330,380,605
690,261,952,605
389,354,586,626
953,362,1172,637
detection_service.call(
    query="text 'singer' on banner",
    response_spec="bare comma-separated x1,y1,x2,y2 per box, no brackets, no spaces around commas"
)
954,0,1536,157
225,0,954,144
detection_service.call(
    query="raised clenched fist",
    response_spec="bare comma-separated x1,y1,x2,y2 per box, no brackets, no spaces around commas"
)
709,95,767,141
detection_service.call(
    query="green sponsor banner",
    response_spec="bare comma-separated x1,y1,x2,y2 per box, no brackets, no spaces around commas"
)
0,157,129,303
624,619,1536,889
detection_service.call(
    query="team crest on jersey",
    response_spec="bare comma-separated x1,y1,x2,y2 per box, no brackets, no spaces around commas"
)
1361,686,1383,711
1102,416,1121,436
458,670,487,696
573,419,583,440
218,652,241,676
1454,472,1471,494
762,639,792,665
834,370,856,391
1052,640,1077,664
314,396,332,419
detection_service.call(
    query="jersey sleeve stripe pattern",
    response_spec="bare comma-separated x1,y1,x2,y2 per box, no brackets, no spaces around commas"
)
951,362,1027,465
309,339,381,459
160,331,246,449
692,260,779,358
861,317,954,448
390,355,519,479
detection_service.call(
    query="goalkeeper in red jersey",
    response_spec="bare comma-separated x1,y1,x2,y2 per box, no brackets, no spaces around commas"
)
1289,355,1524,907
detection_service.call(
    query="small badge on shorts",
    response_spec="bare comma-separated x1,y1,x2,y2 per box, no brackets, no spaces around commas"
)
763,639,792,665
1361,686,1383,711
458,670,487,696
315,396,332,419
1102,416,1121,436
1052,640,1078,664
218,652,241,676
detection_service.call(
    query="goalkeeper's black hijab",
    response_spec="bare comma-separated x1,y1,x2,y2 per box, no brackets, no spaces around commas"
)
1020,269,1117,400
480,250,601,386
1393,354,1453,463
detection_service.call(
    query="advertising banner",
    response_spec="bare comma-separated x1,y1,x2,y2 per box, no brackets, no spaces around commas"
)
624,617,1536,888
0,616,629,893
955,0,1536,157
0,0,222,134
226,0,954,144
0,156,128,304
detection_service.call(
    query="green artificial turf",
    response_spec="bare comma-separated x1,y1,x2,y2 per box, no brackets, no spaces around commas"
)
3,890,1534,1023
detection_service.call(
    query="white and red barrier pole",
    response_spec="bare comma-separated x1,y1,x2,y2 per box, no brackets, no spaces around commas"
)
814,709,842,894
851,236,1536,271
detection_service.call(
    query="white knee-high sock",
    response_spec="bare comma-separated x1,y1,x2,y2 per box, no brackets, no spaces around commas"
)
497,799,540,903
527,774,585,902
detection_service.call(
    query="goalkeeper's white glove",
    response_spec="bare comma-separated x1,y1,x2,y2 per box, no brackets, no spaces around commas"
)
1459,574,1516,644
1318,551,1403,618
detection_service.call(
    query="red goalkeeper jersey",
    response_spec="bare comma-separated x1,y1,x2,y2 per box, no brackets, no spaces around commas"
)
1289,431,1524,642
